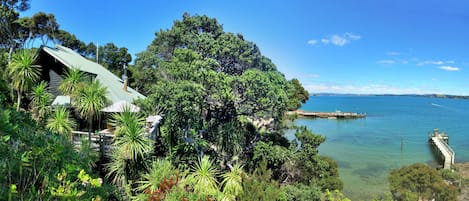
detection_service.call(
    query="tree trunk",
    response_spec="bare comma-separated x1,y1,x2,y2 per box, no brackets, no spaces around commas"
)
16,90,21,111
89,118,92,146
8,46,14,64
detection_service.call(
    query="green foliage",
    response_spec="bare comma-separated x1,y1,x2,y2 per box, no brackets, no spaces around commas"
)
287,78,309,110
0,107,102,200
136,158,179,193
97,43,132,76
46,107,76,139
221,164,245,199
323,189,351,201
58,68,87,97
73,79,108,143
294,126,343,191
187,156,219,195
49,169,102,199
134,14,305,169
106,107,151,189
388,163,458,201
238,160,284,201
7,49,41,111
282,183,322,201
29,81,52,123
252,141,292,179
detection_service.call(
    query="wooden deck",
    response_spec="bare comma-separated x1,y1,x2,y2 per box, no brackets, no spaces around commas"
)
429,129,455,169
294,110,366,119
72,130,115,155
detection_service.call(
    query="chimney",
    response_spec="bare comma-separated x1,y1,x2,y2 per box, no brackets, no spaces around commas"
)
122,64,128,92
122,74,128,92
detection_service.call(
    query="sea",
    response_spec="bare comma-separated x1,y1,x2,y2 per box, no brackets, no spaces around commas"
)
286,95,469,200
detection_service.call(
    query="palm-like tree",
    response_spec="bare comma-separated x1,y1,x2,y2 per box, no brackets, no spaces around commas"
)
74,80,108,143
107,107,151,189
135,159,178,193
47,107,76,140
30,81,53,123
8,50,41,111
58,68,86,96
220,164,245,200
188,155,219,195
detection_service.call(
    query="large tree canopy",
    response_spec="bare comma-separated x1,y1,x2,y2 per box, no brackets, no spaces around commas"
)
133,13,309,165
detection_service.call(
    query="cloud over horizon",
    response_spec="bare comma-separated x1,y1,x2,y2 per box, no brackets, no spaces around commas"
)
305,83,440,95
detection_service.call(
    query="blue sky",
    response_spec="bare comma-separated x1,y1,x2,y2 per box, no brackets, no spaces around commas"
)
23,0,469,95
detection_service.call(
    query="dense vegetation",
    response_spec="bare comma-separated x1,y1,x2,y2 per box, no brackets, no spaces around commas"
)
0,1,461,200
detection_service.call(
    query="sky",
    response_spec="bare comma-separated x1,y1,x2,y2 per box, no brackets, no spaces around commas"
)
22,0,469,95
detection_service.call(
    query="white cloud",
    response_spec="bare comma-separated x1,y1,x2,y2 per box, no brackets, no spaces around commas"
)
344,32,361,40
307,40,317,45
306,83,438,95
417,60,445,66
317,32,361,46
378,60,395,64
321,38,330,44
330,35,348,46
439,66,460,71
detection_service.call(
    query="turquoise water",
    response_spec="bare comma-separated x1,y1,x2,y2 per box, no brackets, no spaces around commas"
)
287,95,469,200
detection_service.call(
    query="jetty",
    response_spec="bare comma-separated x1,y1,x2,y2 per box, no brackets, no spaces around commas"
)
428,129,455,169
293,110,366,119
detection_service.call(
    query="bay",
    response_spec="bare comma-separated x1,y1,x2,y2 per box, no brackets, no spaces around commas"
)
287,95,469,200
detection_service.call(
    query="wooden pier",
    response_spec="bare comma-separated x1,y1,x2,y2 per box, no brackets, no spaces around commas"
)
294,110,366,119
428,129,455,170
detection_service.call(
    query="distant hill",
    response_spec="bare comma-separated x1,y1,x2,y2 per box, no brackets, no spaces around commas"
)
312,93,469,99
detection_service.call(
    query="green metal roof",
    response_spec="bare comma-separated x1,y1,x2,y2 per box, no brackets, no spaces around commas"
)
42,45,145,104
51,95,71,107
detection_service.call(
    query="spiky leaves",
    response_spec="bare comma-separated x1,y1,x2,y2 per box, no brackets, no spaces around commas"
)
188,156,219,195
221,164,244,199
106,107,151,189
30,81,52,123
58,68,86,97
47,107,75,139
136,159,179,193
8,50,41,111
74,80,108,142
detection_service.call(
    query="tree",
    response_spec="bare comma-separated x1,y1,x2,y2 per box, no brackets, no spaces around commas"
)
295,126,342,191
187,156,219,196
97,43,132,77
7,49,41,111
239,160,284,201
58,68,87,97
46,107,76,140
136,158,179,193
29,81,52,123
287,78,309,110
73,80,108,144
106,106,151,195
388,163,458,201
0,0,31,61
30,12,58,45
221,164,245,200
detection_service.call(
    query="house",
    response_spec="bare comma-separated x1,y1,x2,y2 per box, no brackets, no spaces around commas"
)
36,45,145,105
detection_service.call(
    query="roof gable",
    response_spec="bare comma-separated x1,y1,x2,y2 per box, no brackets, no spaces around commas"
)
41,45,145,104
